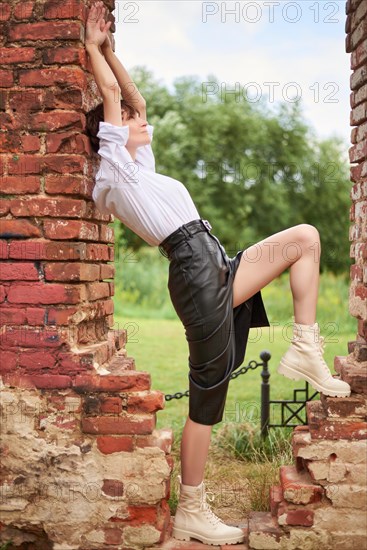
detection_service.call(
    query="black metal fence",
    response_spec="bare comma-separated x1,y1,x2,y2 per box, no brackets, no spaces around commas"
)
164,350,319,438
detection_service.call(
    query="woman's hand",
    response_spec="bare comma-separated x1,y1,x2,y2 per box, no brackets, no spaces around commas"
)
85,1,112,48
100,29,113,53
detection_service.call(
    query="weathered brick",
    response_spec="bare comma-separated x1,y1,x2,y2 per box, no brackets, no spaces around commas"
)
31,112,83,133
43,219,99,241
334,355,367,394
320,393,367,419
292,427,367,464
99,396,123,415
325,483,367,508
0,2,11,20
2,372,72,389
18,349,57,371
277,503,314,527
104,527,122,545
269,485,283,518
313,507,367,533
0,176,40,193
279,465,324,505
0,262,39,280
0,47,36,64
44,262,100,282
0,284,6,303
43,0,85,20
43,46,87,66
102,479,124,498
0,240,8,259
127,390,166,415
13,1,34,19
96,435,135,454
0,350,17,374
6,282,87,305
0,199,11,216
350,99,367,125
351,38,367,69
135,428,173,454
9,240,87,261
0,325,67,348
248,511,286,549
0,306,27,325
10,22,82,42
73,372,151,393
0,219,42,239
81,414,156,435
0,69,13,87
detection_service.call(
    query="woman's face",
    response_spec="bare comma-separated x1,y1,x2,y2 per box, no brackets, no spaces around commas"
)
121,109,151,148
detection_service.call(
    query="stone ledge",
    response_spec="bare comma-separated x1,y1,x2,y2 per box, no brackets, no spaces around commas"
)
334,355,367,394
307,400,367,439
319,392,367,419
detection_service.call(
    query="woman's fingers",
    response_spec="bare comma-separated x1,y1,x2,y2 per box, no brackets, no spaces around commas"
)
86,1,111,46
87,2,105,32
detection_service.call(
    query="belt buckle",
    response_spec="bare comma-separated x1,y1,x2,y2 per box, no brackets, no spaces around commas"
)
202,219,212,232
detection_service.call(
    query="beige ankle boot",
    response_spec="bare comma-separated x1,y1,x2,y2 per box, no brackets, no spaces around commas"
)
277,317,351,397
172,474,245,546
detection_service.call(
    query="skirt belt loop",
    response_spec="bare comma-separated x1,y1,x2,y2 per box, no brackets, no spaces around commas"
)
181,225,192,240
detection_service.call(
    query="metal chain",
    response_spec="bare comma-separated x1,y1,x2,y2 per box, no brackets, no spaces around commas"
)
164,359,264,401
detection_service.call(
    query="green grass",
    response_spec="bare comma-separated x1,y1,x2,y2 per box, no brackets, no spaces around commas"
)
116,312,354,515
111,253,356,515
119,315,355,435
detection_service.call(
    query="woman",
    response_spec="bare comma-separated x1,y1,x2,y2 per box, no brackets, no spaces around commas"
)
85,2,351,545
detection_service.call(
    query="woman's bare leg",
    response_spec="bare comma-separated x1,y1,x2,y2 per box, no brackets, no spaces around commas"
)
180,224,321,487
180,417,212,486
232,223,321,324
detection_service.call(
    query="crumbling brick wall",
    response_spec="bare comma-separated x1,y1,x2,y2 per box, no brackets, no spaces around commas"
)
258,1,367,548
0,1,172,548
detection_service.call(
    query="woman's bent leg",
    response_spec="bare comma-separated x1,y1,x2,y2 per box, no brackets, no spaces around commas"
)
232,223,320,325
230,222,350,397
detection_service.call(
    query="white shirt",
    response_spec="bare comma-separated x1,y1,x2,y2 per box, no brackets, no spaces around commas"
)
92,121,201,246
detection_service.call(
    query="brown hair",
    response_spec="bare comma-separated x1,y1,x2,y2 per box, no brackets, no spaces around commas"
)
86,99,140,154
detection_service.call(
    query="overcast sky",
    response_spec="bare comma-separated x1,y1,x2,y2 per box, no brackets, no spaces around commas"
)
112,1,351,147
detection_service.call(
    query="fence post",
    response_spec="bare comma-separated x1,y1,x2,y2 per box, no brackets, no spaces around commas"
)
260,350,271,439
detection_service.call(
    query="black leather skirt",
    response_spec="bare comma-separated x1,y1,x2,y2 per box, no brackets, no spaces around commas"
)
158,218,270,426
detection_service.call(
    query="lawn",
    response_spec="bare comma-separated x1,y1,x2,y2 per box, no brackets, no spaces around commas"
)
118,315,355,435
112,266,356,515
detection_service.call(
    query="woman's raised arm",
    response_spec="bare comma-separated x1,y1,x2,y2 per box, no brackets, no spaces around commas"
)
85,2,117,93
100,33,147,113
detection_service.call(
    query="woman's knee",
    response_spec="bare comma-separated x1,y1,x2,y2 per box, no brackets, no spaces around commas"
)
295,223,320,253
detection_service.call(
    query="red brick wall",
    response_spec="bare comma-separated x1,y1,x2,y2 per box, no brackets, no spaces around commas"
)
0,0,119,383
0,3,172,547
346,0,367,366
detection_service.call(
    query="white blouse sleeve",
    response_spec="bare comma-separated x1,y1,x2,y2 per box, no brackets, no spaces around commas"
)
97,121,155,176
96,121,141,186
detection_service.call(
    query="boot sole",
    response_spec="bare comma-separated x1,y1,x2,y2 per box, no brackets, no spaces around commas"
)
172,526,245,545
277,360,351,398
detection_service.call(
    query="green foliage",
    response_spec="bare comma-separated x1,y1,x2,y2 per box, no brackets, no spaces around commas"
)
116,67,351,274
214,421,294,464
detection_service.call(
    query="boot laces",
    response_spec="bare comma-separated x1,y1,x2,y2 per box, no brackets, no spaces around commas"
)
295,329,330,375
317,335,326,358
317,335,331,374
200,490,222,526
